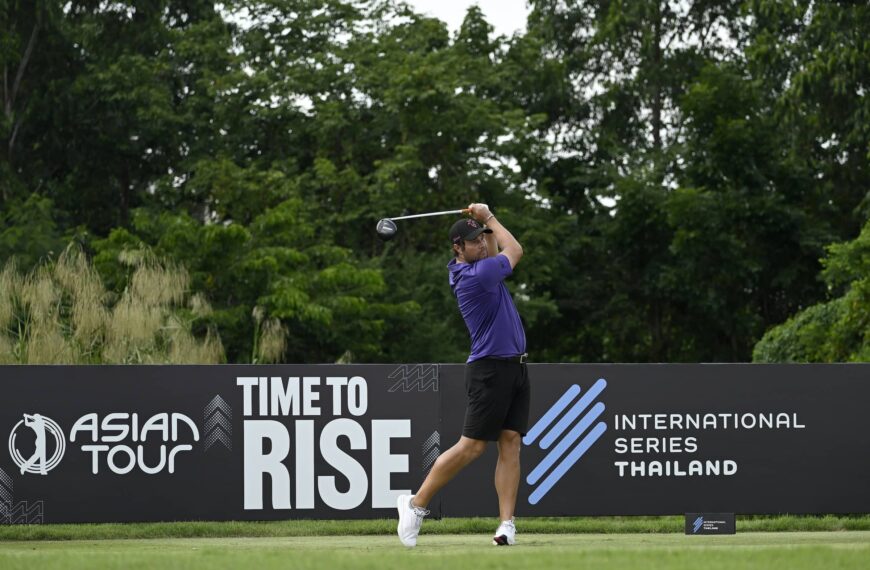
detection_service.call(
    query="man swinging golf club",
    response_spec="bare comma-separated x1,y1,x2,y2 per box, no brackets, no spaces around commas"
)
397,202,529,547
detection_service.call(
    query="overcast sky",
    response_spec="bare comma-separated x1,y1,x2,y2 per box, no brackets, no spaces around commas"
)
403,0,531,37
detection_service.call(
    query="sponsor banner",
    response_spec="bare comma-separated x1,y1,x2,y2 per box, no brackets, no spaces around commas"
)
440,364,870,516
1,365,439,523
2,364,868,523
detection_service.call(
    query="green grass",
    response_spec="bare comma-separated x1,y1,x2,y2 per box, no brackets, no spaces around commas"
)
1,532,869,570
2,515,870,541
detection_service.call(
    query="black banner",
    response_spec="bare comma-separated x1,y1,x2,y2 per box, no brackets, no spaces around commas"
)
441,364,870,516
1,365,439,523
1,364,868,523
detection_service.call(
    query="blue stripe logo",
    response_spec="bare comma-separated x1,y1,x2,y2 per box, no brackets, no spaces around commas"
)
693,516,704,533
523,379,608,505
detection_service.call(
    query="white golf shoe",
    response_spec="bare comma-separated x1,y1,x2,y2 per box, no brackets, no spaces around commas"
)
396,494,429,547
492,518,516,546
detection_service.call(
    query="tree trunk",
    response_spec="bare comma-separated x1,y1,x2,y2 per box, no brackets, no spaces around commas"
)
120,165,131,227
651,2,663,152
5,23,40,164
9,119,22,160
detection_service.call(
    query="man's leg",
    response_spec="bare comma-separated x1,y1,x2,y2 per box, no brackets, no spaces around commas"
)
494,429,522,521
413,436,487,507
398,436,486,547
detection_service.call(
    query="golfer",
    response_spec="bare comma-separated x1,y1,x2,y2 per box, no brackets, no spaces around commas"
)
397,202,529,547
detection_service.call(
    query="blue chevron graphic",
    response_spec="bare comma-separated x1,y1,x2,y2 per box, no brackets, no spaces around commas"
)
524,379,608,505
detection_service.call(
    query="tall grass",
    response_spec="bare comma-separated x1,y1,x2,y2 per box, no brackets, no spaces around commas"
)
251,305,287,364
0,246,224,364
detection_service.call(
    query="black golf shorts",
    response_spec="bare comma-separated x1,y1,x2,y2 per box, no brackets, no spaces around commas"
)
462,358,531,441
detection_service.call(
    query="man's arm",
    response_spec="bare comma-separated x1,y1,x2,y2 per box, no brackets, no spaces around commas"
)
483,224,498,259
468,203,523,269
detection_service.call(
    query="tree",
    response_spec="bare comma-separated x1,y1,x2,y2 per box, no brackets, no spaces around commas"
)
2,0,865,364
754,217,870,362
510,0,865,362
91,199,414,363
744,0,869,234
1,1,235,235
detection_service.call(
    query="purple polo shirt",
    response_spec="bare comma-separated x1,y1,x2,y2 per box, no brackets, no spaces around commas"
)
447,254,527,363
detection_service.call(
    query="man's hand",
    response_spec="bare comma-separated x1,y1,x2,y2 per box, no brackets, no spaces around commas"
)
466,202,523,269
467,203,492,223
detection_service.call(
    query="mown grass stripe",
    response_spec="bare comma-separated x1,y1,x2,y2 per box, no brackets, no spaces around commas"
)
1,515,869,541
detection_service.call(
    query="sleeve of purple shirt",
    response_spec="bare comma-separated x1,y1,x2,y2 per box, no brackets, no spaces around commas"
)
470,254,513,290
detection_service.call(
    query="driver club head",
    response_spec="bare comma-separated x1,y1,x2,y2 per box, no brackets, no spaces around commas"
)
376,218,398,241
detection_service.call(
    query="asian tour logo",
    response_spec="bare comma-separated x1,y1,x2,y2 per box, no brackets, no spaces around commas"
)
8,414,66,475
692,516,704,533
523,379,607,504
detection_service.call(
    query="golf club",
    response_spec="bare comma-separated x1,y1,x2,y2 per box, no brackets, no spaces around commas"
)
376,208,471,241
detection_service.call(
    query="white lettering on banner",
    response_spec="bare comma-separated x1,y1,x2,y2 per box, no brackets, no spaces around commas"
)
371,420,411,508
79,443,193,475
71,413,200,443
71,413,98,440
243,421,291,510
71,413,199,475
238,376,368,417
325,377,369,417
318,419,368,510
614,437,698,454
326,377,348,415
241,416,412,511
270,377,302,416
303,377,321,416
237,377,259,416
611,411,805,478
613,412,806,431
101,413,132,442
613,460,738,477
348,377,367,416
141,414,169,441
295,420,315,509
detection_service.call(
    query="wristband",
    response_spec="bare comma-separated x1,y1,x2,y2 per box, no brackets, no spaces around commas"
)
484,213,495,223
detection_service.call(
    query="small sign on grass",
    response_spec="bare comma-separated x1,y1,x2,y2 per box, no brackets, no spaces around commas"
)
685,513,736,535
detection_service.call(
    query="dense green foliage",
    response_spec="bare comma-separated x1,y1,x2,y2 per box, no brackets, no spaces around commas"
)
1,1,867,363
754,217,869,362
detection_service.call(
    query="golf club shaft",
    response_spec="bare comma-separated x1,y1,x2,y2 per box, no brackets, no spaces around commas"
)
389,208,470,221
